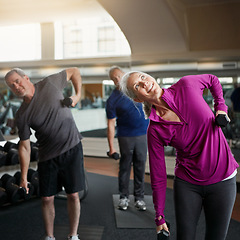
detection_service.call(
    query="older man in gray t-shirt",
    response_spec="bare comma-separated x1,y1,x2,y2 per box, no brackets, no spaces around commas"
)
16,70,82,162
5,68,83,240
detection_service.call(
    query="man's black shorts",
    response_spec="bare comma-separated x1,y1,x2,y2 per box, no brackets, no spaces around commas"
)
38,141,85,197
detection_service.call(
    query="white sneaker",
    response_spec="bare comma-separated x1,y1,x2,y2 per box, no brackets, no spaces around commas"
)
68,235,80,240
44,237,55,240
135,200,147,211
118,197,129,210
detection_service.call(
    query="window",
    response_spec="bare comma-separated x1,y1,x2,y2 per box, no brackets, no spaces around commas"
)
98,26,115,53
0,24,41,61
63,24,83,58
54,16,131,59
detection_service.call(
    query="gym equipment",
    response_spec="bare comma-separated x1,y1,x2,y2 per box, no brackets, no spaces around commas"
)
0,179,8,205
4,141,18,152
15,170,39,197
157,221,170,240
0,141,38,166
1,173,16,187
1,173,34,203
107,151,120,160
1,173,24,203
27,168,39,196
157,230,170,239
6,148,19,165
0,151,7,167
31,146,39,162
13,171,21,185
14,171,34,200
61,97,73,108
0,186,8,206
215,114,230,127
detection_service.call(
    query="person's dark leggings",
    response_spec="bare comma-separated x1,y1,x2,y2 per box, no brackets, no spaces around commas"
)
118,135,147,201
174,176,236,240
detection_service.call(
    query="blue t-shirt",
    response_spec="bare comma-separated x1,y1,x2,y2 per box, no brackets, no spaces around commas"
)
105,89,149,137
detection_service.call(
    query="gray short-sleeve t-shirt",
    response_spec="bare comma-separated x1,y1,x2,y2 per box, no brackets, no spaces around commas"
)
16,70,82,162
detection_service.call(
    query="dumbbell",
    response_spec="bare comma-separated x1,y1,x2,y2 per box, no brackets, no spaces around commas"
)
215,114,230,128
30,141,39,162
0,187,8,206
30,141,38,148
0,180,8,206
157,230,170,240
4,141,18,152
6,148,19,166
157,221,170,240
27,168,39,196
107,151,120,160
1,173,16,187
31,146,39,162
0,151,7,167
61,97,73,108
14,171,35,200
1,173,24,203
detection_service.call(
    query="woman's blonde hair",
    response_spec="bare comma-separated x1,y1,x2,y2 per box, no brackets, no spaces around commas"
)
120,71,152,118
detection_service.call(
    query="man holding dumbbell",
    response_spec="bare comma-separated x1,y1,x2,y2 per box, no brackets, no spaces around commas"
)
5,68,84,240
106,66,149,211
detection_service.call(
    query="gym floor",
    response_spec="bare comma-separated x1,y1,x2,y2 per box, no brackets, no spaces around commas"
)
79,136,240,224
83,155,240,223
2,135,240,227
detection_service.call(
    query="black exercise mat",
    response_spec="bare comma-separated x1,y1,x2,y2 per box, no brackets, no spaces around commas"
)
112,194,155,228
53,224,104,240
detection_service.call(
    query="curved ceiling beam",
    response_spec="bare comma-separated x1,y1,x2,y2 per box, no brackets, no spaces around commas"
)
98,0,240,63
98,0,187,63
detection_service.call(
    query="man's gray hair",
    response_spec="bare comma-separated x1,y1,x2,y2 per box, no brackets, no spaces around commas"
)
5,68,26,81
108,65,124,79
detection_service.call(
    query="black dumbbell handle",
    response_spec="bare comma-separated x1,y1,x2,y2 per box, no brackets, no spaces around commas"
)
215,114,230,127
157,230,170,240
21,183,34,200
61,97,73,108
107,151,120,160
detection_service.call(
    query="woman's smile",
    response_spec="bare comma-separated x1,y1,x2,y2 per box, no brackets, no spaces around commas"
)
147,83,153,93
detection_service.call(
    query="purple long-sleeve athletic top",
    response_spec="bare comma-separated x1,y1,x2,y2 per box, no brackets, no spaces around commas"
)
147,74,239,224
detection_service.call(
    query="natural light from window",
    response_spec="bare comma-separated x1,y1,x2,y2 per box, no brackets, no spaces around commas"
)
0,24,41,62
0,14,131,62
54,15,131,59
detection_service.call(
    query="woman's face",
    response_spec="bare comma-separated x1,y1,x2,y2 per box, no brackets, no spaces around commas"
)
127,72,160,102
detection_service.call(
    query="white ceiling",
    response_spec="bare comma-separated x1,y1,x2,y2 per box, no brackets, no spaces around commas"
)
0,0,105,25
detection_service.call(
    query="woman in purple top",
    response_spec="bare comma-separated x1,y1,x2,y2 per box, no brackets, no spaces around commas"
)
120,71,239,240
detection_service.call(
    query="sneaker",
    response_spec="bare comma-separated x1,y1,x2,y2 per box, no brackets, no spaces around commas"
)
44,237,55,240
135,200,147,211
67,235,80,240
118,197,129,210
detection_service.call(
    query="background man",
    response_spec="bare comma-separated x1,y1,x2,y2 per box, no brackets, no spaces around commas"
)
105,66,149,211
